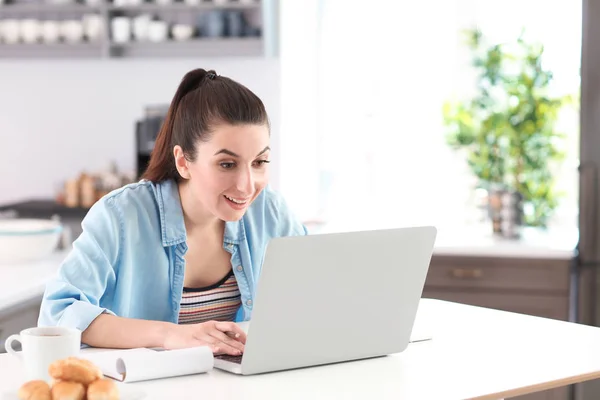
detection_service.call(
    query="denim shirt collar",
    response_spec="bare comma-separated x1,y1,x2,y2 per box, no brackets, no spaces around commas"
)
155,179,245,247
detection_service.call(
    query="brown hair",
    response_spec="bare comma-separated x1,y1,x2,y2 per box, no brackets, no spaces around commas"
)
142,68,270,183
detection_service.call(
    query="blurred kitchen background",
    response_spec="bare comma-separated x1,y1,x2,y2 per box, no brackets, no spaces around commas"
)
0,0,584,237
2,1,600,399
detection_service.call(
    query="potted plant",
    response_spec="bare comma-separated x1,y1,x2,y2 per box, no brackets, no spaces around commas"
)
442,28,573,231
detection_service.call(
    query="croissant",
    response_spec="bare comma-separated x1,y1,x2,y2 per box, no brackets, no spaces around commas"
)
87,379,120,400
17,380,51,400
48,357,103,385
50,381,85,400
19,357,119,400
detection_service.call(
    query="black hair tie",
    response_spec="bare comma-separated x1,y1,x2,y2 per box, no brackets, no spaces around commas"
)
206,72,217,80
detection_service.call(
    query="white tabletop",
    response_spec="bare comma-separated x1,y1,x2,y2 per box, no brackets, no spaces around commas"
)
2,299,600,400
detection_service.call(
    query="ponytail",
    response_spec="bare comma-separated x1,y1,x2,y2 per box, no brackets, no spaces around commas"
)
142,69,214,182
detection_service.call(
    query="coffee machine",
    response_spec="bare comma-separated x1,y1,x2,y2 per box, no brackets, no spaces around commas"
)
135,105,169,179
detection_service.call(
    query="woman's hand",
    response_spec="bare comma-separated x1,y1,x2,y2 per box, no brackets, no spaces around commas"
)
163,321,247,355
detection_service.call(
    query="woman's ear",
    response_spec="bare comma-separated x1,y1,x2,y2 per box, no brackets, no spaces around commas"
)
173,145,191,180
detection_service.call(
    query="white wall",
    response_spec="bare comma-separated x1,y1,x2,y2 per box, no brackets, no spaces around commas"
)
0,58,280,204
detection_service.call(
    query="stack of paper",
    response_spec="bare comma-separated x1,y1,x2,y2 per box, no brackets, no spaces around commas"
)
83,346,214,383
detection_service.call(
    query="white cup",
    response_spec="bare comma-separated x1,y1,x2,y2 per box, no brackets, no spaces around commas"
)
61,20,84,43
83,14,103,42
4,327,81,382
112,16,131,43
41,21,61,43
147,20,167,42
2,19,20,44
132,14,151,41
20,19,41,44
172,24,194,41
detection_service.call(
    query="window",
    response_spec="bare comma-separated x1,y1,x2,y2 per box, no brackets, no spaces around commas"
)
280,0,581,235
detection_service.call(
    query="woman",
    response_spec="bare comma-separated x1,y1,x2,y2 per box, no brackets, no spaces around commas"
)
38,68,307,356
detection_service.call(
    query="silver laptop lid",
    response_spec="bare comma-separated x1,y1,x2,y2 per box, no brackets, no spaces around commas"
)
240,226,437,375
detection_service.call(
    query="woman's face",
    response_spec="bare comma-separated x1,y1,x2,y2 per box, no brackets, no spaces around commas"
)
175,123,271,222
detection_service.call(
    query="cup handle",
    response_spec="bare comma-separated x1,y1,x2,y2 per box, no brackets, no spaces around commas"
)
4,334,23,360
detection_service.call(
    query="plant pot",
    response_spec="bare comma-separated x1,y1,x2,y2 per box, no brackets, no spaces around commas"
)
488,188,523,239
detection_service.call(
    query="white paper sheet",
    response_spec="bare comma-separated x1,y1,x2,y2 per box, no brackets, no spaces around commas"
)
84,346,214,383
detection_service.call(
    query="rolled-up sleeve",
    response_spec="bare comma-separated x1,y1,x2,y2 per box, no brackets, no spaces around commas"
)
38,197,121,332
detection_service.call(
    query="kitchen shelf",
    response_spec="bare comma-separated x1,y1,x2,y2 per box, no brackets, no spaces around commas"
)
106,2,260,11
0,42,103,58
109,37,262,57
0,3,102,13
0,0,275,59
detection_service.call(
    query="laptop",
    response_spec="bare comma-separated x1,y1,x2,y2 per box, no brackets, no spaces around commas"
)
213,225,437,375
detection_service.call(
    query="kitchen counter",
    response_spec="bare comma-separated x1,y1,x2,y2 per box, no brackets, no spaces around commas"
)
307,221,578,260
0,251,69,315
432,227,578,260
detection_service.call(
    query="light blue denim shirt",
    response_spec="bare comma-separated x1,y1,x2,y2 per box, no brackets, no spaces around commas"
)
38,179,307,331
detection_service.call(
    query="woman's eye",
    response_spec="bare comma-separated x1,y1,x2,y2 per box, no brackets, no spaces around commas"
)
220,162,236,169
254,160,271,167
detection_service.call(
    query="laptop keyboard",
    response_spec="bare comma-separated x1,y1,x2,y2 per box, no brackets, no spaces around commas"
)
215,354,243,364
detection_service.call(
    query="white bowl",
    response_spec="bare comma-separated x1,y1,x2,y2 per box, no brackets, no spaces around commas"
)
0,219,63,265
171,24,194,41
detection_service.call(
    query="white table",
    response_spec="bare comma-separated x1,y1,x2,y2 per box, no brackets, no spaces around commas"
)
2,299,600,400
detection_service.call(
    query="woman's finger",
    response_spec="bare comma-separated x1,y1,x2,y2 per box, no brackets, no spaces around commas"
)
209,330,245,354
210,339,242,356
193,333,236,355
214,322,247,344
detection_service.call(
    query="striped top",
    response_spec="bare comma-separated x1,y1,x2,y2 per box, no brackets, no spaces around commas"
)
178,270,242,325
